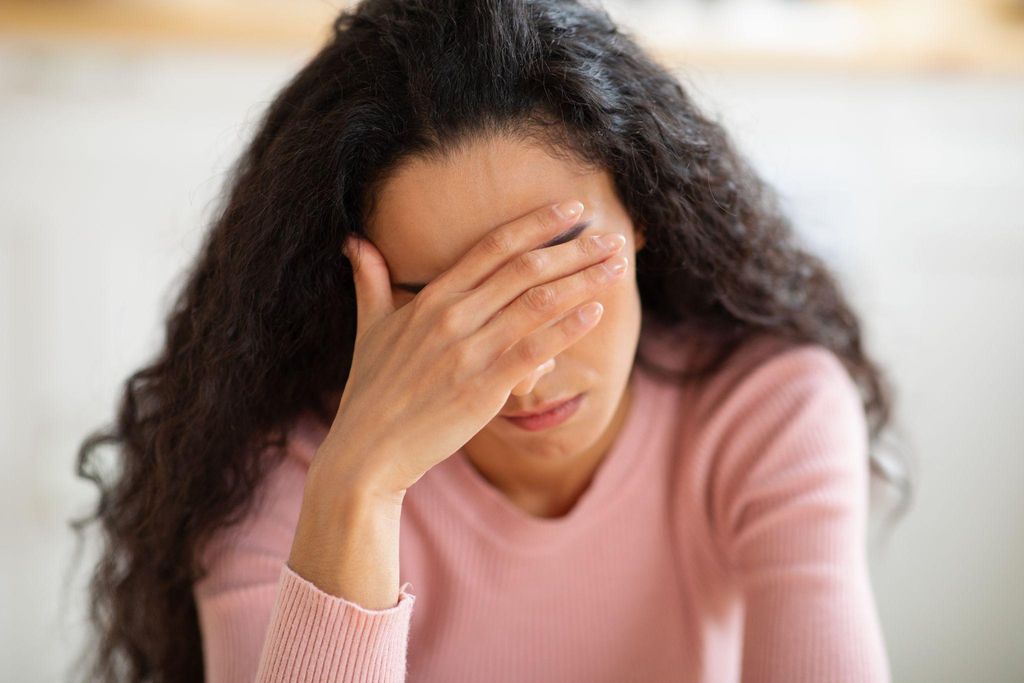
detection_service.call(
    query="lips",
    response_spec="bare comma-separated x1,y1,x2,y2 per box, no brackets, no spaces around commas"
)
501,394,579,418
501,393,585,432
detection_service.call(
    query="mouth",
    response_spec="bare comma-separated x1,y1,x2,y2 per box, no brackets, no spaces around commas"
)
501,393,579,418
500,393,585,432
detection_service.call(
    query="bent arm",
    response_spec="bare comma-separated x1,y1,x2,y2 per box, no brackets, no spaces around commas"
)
194,455,417,682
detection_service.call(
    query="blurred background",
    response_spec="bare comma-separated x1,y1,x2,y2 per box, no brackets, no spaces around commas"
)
1,0,1022,681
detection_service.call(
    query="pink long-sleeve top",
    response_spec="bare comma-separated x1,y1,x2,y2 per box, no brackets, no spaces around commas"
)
193,321,891,682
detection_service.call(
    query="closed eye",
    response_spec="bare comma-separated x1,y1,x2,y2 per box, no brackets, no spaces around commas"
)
539,219,593,249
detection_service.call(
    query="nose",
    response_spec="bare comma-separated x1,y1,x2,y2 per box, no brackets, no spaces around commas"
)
509,358,557,397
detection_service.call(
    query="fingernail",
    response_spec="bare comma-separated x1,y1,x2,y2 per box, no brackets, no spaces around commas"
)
554,200,583,220
597,234,626,250
578,302,603,324
602,255,627,277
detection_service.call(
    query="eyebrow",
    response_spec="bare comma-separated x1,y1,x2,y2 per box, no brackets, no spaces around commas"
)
392,219,594,294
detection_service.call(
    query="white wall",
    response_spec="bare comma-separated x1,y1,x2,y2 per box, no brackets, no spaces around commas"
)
1,38,1021,682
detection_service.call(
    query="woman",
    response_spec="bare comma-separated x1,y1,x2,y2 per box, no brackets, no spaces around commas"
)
74,0,909,681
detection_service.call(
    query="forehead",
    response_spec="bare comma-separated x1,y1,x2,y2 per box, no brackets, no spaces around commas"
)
365,134,615,283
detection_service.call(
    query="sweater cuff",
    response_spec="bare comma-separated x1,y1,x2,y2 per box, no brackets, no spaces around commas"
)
255,563,417,682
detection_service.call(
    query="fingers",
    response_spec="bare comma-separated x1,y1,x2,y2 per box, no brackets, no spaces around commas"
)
344,235,396,338
489,302,604,387
461,229,626,332
425,200,586,296
475,250,626,362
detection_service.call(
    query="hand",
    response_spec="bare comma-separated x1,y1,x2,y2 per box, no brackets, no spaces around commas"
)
316,200,628,498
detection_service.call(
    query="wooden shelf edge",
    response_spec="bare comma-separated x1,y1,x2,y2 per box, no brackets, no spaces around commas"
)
2,4,1022,75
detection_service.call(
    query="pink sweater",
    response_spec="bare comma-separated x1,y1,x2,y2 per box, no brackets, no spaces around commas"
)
194,321,891,682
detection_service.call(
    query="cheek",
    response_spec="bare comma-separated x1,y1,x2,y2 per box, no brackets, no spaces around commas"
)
574,278,642,352
596,270,641,323
605,279,644,352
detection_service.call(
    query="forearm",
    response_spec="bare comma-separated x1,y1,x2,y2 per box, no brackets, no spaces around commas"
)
287,457,406,611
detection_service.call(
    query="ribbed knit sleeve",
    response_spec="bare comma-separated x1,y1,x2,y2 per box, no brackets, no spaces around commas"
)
710,345,891,683
194,453,417,683
254,566,416,682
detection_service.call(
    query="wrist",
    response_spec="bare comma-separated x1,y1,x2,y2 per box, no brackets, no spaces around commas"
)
306,439,409,507
289,467,405,602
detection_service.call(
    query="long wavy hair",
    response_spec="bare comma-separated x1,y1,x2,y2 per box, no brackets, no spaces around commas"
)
72,0,912,680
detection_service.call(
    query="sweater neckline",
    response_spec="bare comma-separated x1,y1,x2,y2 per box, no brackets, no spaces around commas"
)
439,361,660,553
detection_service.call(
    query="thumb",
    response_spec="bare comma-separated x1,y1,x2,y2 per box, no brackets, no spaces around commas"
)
344,235,395,336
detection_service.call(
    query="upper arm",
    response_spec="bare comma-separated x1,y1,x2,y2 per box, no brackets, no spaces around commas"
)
710,345,890,682
192,448,417,683
193,455,306,683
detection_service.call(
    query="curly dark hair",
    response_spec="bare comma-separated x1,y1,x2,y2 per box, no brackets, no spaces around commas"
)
71,0,912,680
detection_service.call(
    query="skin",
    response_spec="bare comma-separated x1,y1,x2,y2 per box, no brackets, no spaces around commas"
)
365,134,646,518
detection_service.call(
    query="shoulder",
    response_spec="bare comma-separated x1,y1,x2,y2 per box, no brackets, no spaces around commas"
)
640,320,862,434
660,329,871,556
194,412,325,596
683,330,864,446
639,321,866,468
686,334,870,565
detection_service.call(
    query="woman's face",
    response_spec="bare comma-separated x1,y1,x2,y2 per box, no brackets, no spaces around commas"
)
365,133,644,481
